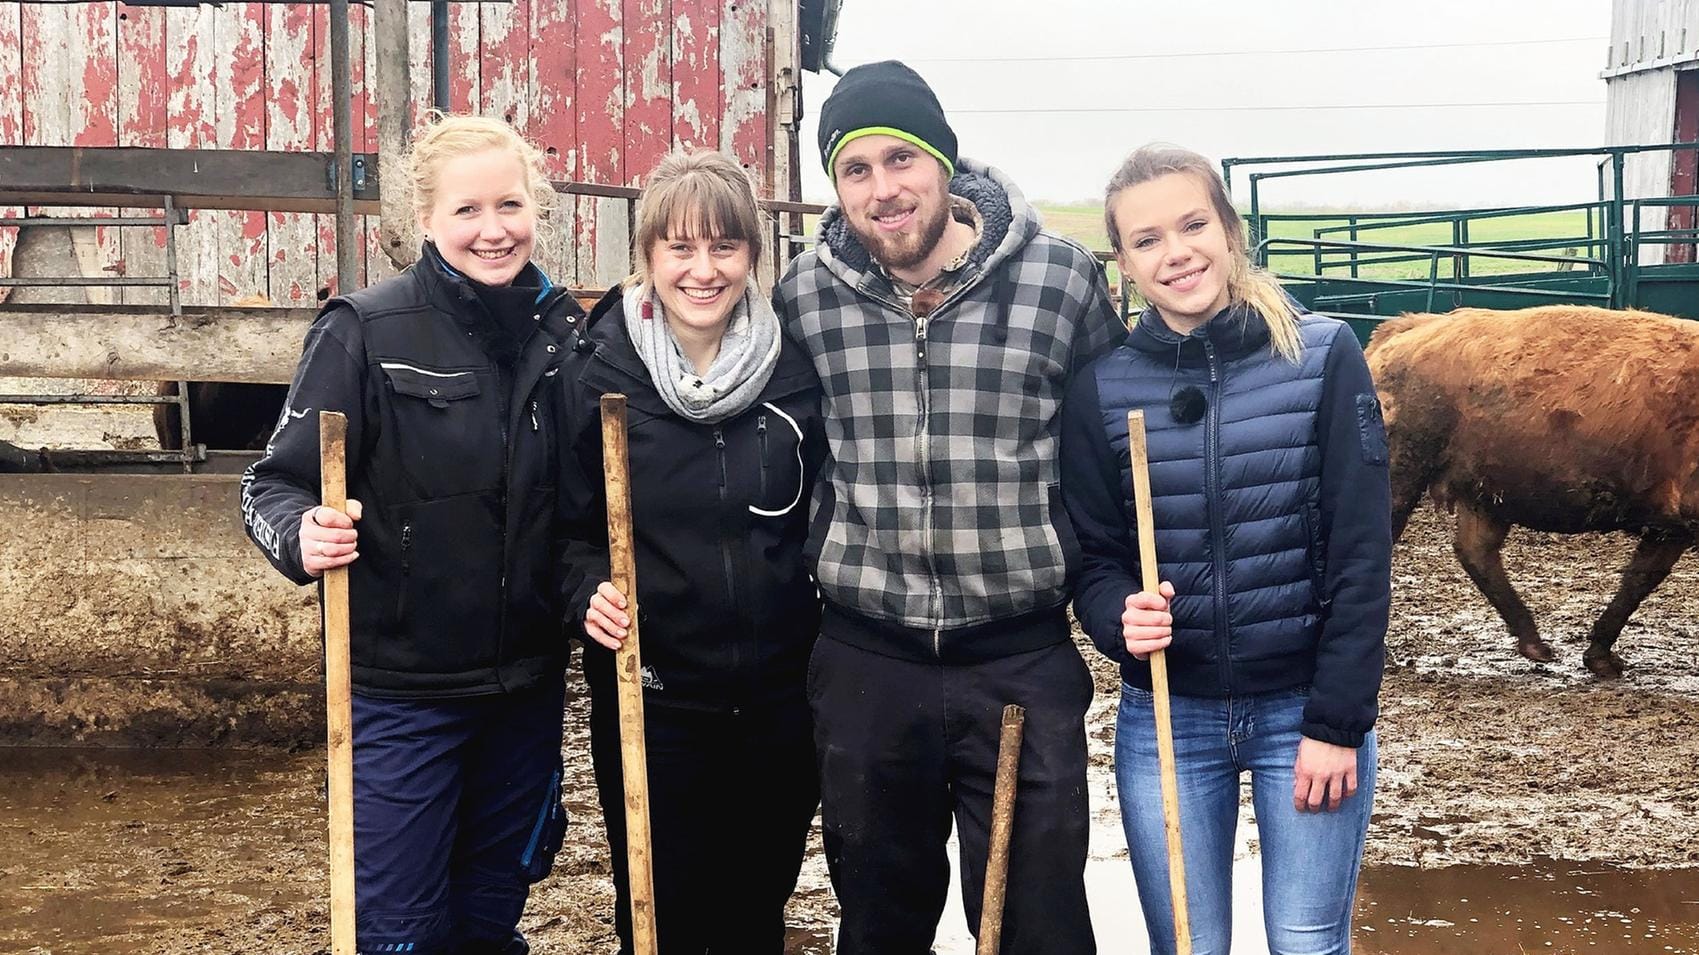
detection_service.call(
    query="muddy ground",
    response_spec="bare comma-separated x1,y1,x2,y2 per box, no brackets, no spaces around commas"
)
4,503,1698,953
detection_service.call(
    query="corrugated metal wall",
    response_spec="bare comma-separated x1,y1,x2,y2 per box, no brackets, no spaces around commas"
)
0,0,793,304
1604,0,1699,264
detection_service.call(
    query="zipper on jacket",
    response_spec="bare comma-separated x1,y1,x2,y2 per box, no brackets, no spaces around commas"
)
714,428,743,686
530,399,540,432
914,318,945,653
756,415,769,500
1203,339,1232,693
397,521,413,620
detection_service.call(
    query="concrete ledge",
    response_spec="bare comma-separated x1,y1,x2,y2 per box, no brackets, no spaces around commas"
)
1,473,323,745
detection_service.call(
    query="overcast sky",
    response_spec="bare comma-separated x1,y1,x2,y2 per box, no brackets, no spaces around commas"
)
798,0,1614,208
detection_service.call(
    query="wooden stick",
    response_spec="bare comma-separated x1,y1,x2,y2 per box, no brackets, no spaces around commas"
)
1127,409,1192,955
976,703,1027,955
318,410,356,955
600,394,659,955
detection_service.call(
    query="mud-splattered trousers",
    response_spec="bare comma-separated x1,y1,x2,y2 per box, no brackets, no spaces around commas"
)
584,647,819,955
351,679,567,954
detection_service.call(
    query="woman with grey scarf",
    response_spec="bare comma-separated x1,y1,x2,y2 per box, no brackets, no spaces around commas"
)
555,148,826,955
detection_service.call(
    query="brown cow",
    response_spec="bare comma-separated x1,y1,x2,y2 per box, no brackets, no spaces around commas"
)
1366,305,1699,678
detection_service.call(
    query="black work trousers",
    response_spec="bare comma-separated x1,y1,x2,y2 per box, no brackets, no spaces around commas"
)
585,650,819,955
808,635,1096,955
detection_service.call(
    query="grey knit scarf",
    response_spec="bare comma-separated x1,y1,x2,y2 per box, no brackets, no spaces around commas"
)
622,283,783,424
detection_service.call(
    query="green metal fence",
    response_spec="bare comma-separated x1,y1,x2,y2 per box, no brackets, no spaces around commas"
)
1219,144,1699,341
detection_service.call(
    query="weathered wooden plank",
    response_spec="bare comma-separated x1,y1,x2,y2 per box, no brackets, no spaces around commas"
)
116,0,170,307
265,1,320,305
449,1,481,114
0,2,24,305
719,0,767,190
671,0,719,152
166,2,218,307
349,0,375,285
357,5,393,283
311,2,362,295
214,3,269,304
576,0,622,281
591,193,628,287
528,0,576,284
0,148,381,206
481,0,528,128
0,304,316,384
622,0,668,185
405,0,431,126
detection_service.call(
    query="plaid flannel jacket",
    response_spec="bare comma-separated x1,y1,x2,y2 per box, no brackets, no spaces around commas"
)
777,158,1122,631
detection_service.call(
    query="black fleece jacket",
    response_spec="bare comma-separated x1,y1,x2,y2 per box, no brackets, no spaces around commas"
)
557,288,826,708
241,243,585,697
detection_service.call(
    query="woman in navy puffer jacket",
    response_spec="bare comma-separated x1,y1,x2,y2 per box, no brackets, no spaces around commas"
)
1061,144,1391,955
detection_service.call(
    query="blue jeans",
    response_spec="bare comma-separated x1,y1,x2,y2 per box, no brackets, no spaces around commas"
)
1114,682,1375,955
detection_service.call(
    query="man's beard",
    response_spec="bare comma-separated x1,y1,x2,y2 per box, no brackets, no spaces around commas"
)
848,195,952,272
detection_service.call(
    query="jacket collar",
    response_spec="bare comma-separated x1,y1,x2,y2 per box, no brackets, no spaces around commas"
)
413,241,557,324
1126,302,1273,366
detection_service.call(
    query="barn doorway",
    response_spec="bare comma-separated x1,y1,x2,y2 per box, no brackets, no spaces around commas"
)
1669,67,1699,264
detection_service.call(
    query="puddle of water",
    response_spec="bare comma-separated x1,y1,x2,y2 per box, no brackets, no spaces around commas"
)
0,748,319,954
3,748,1696,954
1356,861,1699,955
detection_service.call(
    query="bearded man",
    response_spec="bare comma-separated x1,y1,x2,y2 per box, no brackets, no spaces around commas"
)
776,60,1121,954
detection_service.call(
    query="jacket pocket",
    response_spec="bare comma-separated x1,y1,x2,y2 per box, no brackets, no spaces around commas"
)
1047,481,1082,586
394,520,413,623
379,362,481,406
1299,504,1330,609
380,492,504,676
748,401,807,519
519,767,568,882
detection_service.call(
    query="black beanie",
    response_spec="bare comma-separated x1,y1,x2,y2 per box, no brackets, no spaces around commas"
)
817,60,957,180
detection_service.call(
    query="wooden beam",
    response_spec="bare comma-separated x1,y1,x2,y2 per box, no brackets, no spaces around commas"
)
0,147,381,206
0,191,381,216
0,304,314,384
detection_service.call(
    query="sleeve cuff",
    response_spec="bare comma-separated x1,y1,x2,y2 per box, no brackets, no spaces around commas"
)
1299,720,1367,749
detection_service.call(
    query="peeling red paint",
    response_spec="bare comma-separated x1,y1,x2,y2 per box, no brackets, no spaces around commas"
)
672,0,721,152
623,0,670,186
3,0,789,300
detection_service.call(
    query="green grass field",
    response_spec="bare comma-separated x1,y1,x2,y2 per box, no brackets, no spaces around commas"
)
1034,202,1598,284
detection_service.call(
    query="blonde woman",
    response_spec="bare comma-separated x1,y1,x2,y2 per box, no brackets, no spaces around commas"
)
556,147,824,954
241,114,580,954
1060,144,1390,954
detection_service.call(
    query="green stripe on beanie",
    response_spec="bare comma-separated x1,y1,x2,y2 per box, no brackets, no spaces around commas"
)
818,60,957,180
826,127,955,181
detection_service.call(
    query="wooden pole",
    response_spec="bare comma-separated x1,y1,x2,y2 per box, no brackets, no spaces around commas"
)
976,703,1026,955
1126,409,1192,955
318,410,356,955
600,394,659,955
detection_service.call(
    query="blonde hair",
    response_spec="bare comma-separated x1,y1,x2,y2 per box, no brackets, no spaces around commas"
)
399,111,559,254
626,148,764,289
1104,144,1302,362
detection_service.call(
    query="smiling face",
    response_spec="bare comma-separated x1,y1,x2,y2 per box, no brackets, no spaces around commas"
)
1112,171,1234,336
649,231,753,340
832,133,952,272
417,147,537,286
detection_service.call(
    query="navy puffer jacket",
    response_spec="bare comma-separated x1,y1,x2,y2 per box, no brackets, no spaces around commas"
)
1060,304,1390,746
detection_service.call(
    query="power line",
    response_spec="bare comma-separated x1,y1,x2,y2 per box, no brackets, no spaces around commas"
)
904,36,1607,64
952,101,1605,115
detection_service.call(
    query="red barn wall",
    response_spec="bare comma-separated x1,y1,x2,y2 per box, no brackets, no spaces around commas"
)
0,0,794,304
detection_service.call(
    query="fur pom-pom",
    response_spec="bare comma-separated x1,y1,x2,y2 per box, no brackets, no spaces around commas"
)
1170,385,1207,425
